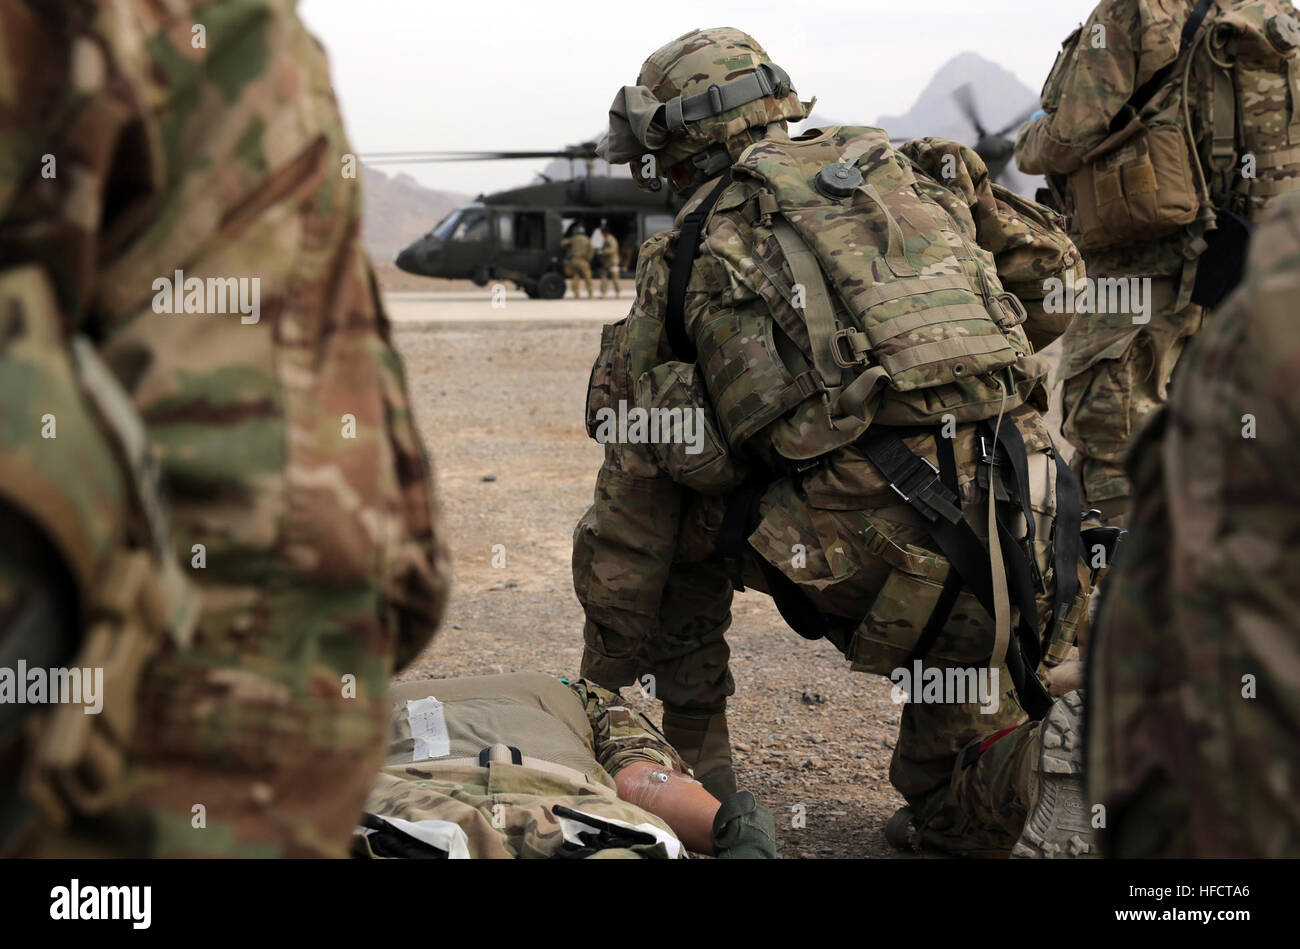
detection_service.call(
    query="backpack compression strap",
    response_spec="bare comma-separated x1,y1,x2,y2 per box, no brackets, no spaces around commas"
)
665,174,733,362
858,428,1054,720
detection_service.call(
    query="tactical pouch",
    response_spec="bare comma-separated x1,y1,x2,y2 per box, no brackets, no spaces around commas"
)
633,361,746,494
585,319,625,439
1068,117,1200,251
846,520,995,675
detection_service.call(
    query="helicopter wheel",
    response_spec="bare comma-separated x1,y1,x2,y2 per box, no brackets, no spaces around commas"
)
536,272,566,300
471,265,491,287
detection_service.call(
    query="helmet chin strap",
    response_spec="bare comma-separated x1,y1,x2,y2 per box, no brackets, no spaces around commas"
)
670,125,779,196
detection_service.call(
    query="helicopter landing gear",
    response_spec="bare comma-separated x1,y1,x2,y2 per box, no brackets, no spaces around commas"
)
536,272,566,300
471,265,491,287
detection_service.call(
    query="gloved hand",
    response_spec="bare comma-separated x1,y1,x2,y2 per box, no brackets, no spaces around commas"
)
1028,109,1048,123
711,790,777,859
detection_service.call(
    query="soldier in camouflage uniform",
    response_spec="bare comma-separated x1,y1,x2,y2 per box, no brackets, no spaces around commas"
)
357,672,775,858
1016,0,1300,525
599,228,622,298
562,225,595,299
575,27,1098,857
1089,191,1300,858
0,0,449,856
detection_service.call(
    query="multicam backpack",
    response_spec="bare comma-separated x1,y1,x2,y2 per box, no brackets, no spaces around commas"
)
669,125,1048,463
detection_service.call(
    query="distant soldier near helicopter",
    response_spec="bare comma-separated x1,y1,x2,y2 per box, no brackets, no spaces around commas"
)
599,227,622,298
562,224,596,299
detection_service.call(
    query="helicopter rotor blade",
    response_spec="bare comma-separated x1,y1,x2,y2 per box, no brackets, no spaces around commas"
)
994,103,1042,139
359,144,600,165
951,83,988,139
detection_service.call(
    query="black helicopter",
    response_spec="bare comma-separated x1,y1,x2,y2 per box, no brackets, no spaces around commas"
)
384,144,676,299
386,87,1036,298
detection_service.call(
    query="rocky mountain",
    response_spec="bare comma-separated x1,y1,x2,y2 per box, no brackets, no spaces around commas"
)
361,166,469,263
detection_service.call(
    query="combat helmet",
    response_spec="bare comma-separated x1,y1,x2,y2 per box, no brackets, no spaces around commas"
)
598,27,814,193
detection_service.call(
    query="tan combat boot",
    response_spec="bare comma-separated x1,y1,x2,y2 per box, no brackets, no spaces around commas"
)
1011,690,1097,858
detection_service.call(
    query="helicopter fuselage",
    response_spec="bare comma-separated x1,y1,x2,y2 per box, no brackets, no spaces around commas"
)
395,177,680,298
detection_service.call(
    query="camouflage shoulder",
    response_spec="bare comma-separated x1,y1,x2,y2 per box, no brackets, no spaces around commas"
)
900,137,989,205
633,228,674,315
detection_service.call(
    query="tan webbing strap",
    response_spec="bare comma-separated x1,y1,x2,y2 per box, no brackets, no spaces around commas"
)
859,183,917,277
852,274,972,310
1245,175,1300,196
71,339,198,648
1255,146,1300,169
879,334,1013,376
829,366,890,427
432,752,619,798
1212,65,1237,175
986,378,1012,677
771,218,844,397
868,302,999,345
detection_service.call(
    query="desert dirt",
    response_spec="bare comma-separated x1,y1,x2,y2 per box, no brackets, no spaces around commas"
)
389,284,1066,859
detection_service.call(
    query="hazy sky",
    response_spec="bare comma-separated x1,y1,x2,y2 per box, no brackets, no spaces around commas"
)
300,0,1100,196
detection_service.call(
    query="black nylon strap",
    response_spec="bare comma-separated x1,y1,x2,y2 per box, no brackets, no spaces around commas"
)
856,430,964,525
861,428,1052,719
1048,443,1084,642
905,434,964,664
1112,0,1216,132
666,174,733,363
984,420,1040,587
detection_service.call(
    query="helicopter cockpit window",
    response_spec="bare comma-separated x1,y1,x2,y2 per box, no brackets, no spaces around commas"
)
450,212,489,242
432,210,462,240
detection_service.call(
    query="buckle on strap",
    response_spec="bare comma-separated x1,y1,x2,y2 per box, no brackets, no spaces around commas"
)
831,327,872,368
889,456,963,525
479,743,524,766
24,551,169,825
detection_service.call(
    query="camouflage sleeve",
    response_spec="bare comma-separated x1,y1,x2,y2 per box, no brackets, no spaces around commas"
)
574,234,689,685
0,7,134,628
1015,0,1145,175
903,138,1085,351
569,678,687,776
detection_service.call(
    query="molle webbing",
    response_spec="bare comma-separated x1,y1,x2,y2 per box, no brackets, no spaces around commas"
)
736,128,1020,406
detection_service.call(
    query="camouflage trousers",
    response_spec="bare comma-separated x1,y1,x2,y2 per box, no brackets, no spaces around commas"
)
1059,274,1205,526
600,265,621,298
565,259,594,298
893,680,1041,854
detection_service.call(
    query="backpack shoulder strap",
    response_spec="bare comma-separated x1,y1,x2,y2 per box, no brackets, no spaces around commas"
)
665,173,733,362
1117,0,1217,129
